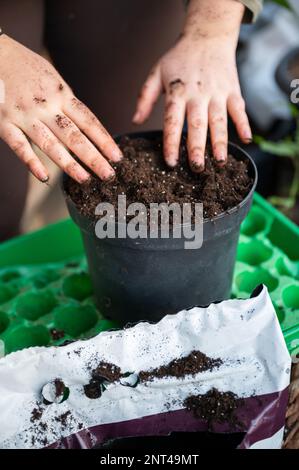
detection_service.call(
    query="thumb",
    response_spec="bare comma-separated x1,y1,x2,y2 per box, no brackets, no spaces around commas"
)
132,63,162,124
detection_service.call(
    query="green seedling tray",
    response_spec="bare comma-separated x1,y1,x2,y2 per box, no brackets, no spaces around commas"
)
0,260,117,354
233,193,299,356
0,193,298,356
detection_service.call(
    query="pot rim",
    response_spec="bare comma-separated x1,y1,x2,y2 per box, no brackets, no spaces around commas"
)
62,131,258,227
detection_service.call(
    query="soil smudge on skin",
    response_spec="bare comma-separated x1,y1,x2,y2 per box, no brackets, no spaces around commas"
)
169,78,185,87
33,97,47,104
66,136,253,222
55,114,70,129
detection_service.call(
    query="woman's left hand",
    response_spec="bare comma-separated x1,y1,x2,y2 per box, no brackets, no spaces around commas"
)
133,1,252,172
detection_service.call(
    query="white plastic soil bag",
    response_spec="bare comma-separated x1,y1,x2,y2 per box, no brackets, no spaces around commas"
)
0,285,291,449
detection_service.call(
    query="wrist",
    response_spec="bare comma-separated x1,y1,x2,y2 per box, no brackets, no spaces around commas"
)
183,0,244,43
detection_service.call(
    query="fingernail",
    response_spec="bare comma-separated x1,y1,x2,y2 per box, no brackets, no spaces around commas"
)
166,157,178,168
103,169,116,182
216,157,227,167
132,111,141,123
37,170,49,183
112,149,123,162
190,161,204,173
243,131,252,143
77,169,91,183
78,175,91,184
214,149,226,160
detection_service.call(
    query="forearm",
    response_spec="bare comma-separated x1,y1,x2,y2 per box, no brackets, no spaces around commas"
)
183,0,244,42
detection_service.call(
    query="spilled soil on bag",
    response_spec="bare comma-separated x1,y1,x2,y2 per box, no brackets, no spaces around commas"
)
65,135,253,222
84,361,123,399
184,388,245,431
82,351,223,399
139,350,222,382
26,351,241,448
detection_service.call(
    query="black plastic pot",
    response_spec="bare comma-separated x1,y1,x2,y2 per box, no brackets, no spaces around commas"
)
276,47,299,102
63,131,257,325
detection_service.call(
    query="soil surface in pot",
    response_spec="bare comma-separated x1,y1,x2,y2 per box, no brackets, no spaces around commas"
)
66,135,253,220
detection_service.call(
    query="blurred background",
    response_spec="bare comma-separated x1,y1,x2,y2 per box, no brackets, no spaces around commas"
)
2,0,299,237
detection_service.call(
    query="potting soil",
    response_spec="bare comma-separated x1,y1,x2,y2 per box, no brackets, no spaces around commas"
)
66,136,253,221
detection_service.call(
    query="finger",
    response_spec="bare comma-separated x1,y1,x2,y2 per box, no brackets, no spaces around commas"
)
45,113,115,181
63,97,123,162
1,123,48,182
186,99,208,172
25,120,91,184
227,94,252,144
133,64,162,124
163,94,186,167
208,100,228,165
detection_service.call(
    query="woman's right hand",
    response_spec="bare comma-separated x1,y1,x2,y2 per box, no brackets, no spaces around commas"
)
0,35,123,183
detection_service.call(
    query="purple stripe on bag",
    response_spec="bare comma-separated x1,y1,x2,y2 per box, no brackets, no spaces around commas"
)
48,387,289,449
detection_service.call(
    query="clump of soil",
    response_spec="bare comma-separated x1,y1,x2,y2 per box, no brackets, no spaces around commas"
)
184,388,245,431
83,361,123,399
66,136,253,221
139,351,222,382
82,352,222,397
50,328,65,340
91,361,122,382
84,379,103,399
53,379,66,399
54,410,71,428
30,406,44,423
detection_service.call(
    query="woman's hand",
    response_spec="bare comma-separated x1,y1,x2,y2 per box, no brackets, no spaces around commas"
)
0,35,123,183
133,0,252,171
